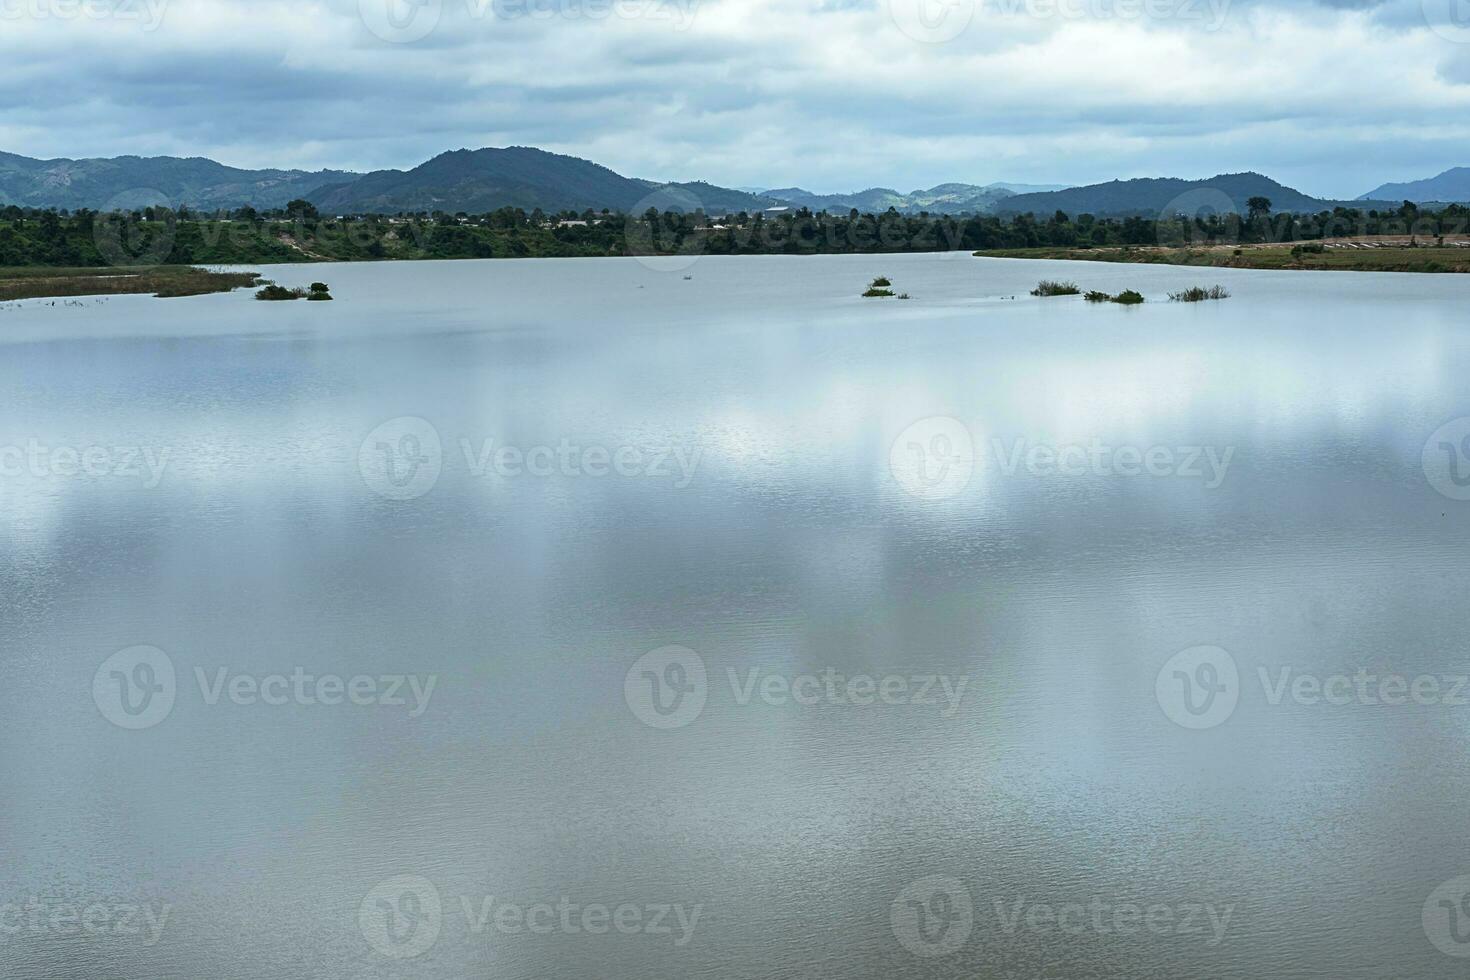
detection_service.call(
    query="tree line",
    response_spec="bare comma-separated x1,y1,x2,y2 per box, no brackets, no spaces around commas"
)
0,196,1464,268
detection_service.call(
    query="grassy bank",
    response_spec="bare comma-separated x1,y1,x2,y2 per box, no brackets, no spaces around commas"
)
973,243,1470,273
0,266,261,301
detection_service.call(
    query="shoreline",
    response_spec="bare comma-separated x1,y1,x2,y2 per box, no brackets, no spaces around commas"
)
0,266,260,302
7,239,1470,303
972,241,1470,273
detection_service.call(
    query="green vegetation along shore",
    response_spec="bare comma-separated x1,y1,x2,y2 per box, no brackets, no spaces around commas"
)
0,266,260,302
4,194,1470,299
4,194,1469,269
974,243,1470,273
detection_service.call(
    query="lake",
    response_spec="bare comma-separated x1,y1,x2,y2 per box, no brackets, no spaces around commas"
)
2,252,1468,978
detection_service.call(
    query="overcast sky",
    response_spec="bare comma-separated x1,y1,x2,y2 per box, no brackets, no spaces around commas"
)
2,0,1469,198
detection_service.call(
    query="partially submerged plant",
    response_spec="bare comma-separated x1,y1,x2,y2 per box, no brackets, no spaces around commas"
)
255,283,306,301
1031,279,1080,297
1084,289,1144,304
1168,285,1229,302
256,280,334,301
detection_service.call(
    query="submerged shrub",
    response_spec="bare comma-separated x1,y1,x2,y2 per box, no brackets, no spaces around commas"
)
1084,289,1145,304
1167,285,1230,302
257,280,333,301
1031,279,1080,296
255,283,306,301
870,276,892,288
863,287,895,297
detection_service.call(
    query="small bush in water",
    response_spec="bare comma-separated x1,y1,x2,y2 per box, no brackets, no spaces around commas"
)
1031,279,1080,296
1167,285,1229,302
256,283,306,301
1084,289,1145,305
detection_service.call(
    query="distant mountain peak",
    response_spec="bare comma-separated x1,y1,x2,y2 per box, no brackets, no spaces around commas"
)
1359,166,1470,204
991,172,1363,217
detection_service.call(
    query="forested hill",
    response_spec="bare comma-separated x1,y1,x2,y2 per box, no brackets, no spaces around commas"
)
994,172,1394,216
305,147,778,215
1359,167,1470,204
0,151,355,211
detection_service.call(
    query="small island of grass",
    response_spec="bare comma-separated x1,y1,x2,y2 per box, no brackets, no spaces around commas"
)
256,280,333,301
863,275,896,297
0,265,260,302
1084,288,1145,305
1168,285,1230,302
975,240,1470,274
1031,279,1080,297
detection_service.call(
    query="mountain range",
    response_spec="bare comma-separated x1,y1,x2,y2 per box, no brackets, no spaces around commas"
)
307,147,778,215
992,172,1398,217
0,150,354,212
0,146,1069,216
754,181,1070,215
1358,167,1470,204
1,145,1464,216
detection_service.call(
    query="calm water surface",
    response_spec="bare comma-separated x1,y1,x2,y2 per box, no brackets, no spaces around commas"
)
2,253,1468,978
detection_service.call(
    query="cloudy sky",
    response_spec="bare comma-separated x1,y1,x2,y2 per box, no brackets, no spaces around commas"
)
2,0,1469,198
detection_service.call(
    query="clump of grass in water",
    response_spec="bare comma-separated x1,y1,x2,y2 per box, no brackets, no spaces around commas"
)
255,283,306,301
870,276,892,288
862,287,895,297
1084,289,1145,305
1168,285,1229,302
257,280,334,301
1030,279,1080,297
